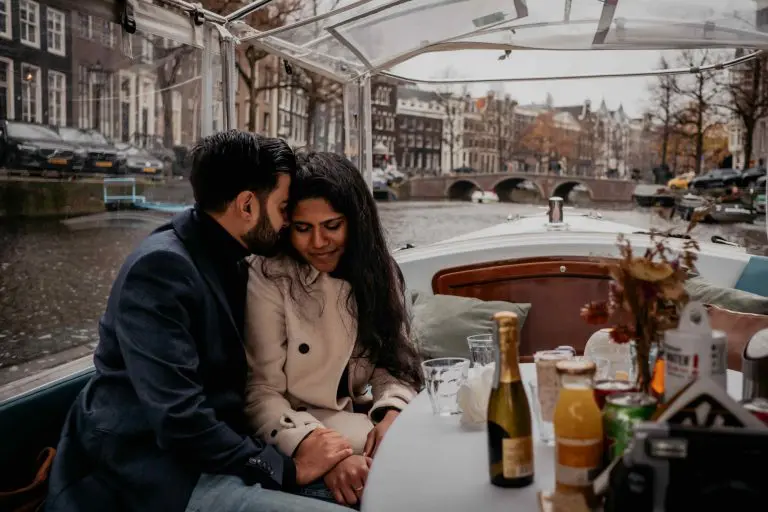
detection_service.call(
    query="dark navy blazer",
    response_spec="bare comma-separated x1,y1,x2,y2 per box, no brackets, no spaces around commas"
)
45,209,295,512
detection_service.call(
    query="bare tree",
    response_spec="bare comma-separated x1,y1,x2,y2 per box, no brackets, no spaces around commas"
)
241,0,344,146
646,57,679,167
231,0,303,133
715,50,768,169
673,49,726,174
435,88,467,172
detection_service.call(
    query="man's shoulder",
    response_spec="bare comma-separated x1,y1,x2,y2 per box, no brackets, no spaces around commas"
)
120,229,196,280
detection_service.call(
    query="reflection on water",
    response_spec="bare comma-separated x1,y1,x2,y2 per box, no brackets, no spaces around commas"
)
0,201,766,384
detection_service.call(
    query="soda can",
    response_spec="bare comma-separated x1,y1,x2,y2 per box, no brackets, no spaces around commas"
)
593,379,636,409
603,392,658,462
663,301,727,400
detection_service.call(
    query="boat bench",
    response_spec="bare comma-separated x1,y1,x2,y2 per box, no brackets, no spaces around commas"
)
0,368,94,488
432,255,615,359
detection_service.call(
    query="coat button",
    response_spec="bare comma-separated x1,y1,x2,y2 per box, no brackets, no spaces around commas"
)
298,343,310,354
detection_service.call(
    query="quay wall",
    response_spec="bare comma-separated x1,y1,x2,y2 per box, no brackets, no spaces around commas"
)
0,177,171,219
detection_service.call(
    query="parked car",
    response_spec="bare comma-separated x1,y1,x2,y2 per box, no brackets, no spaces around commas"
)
114,143,165,176
0,120,85,175
732,166,767,188
53,127,121,174
688,168,740,190
667,171,695,189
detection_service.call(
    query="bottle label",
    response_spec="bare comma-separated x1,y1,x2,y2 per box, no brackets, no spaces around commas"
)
555,437,602,487
502,436,534,478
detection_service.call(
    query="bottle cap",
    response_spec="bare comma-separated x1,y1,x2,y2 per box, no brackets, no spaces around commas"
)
555,359,597,376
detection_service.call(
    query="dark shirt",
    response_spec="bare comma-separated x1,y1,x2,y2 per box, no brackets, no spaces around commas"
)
193,207,250,337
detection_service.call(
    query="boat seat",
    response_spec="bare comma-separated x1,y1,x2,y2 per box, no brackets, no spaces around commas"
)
734,255,768,297
432,256,615,360
0,368,94,489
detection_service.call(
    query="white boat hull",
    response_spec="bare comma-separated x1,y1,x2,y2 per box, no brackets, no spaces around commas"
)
395,211,751,293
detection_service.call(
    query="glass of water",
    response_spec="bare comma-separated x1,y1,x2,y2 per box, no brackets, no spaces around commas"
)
421,357,470,416
467,333,495,367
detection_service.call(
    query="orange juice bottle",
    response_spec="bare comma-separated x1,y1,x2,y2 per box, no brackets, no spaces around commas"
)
553,359,603,506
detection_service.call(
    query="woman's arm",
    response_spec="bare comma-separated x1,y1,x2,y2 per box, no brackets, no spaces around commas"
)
244,259,325,456
368,368,417,422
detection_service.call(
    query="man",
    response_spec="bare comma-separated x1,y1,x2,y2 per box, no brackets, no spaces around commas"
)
45,131,352,512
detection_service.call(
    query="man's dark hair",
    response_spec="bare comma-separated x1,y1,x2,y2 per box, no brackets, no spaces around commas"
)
189,130,296,212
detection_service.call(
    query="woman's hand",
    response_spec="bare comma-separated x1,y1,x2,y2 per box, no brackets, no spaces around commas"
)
323,454,373,506
363,409,400,458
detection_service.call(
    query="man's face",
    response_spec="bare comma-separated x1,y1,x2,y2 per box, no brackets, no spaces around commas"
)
240,173,290,256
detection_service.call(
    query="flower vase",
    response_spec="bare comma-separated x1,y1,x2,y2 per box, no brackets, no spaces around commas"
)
629,340,660,394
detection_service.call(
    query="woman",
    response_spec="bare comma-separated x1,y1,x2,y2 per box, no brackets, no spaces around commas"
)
244,151,423,506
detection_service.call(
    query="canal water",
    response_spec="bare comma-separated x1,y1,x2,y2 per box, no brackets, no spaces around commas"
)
1,200,766,385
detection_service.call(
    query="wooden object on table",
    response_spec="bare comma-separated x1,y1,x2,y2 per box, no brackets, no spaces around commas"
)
537,490,590,512
432,256,616,359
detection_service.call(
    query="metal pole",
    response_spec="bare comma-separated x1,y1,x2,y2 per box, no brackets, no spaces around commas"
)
200,25,214,138
225,0,275,22
357,75,373,192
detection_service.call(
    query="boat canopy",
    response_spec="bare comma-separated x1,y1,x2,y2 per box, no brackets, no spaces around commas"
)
233,0,768,84
77,0,768,187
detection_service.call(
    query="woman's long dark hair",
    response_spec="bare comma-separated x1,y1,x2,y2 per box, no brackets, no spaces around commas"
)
276,151,423,390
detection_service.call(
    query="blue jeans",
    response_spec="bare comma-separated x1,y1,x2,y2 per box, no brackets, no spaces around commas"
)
296,481,361,511
185,474,349,512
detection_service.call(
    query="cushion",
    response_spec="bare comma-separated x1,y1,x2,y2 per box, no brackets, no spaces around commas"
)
706,304,768,371
407,290,532,360
685,276,768,315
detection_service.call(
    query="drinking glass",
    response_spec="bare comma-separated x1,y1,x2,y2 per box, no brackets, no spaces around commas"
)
467,333,495,367
530,349,574,445
421,357,470,416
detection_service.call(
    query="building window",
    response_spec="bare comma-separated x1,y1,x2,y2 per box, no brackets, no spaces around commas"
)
21,63,41,123
48,70,66,126
46,8,66,56
79,13,92,39
100,19,114,47
0,58,13,119
20,0,40,48
0,0,11,39
141,38,153,64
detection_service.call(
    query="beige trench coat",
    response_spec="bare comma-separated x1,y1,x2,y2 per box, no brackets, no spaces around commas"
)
244,256,416,456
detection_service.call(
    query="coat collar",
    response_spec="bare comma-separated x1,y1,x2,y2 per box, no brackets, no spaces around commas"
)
170,209,241,342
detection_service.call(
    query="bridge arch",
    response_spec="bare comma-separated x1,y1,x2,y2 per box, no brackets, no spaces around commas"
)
491,177,545,202
551,181,593,203
446,179,482,201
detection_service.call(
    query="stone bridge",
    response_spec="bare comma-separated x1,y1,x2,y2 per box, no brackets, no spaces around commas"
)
398,172,636,202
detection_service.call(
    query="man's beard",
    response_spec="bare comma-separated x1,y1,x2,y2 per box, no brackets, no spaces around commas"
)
242,214,283,257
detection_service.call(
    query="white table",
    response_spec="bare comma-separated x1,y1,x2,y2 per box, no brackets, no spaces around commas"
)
362,363,744,512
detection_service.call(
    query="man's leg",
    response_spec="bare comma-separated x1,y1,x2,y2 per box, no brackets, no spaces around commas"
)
185,474,350,512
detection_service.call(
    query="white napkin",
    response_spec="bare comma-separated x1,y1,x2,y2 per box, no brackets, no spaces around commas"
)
456,364,495,429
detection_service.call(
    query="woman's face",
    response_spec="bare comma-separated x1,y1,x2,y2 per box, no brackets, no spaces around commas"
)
290,198,348,273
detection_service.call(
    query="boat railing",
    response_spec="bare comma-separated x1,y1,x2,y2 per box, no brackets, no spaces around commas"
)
103,177,147,208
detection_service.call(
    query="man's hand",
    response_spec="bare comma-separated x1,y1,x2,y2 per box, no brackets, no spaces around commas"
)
323,454,373,506
293,428,353,486
363,409,400,458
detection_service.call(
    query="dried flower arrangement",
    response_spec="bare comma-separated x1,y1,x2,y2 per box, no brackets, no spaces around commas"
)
580,205,711,393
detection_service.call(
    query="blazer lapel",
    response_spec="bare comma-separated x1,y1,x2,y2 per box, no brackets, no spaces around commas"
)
170,210,242,343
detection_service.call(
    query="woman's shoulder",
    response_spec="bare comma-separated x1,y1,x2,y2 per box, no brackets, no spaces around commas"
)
247,255,314,286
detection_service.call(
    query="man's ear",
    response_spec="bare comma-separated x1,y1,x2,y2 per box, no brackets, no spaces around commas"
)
234,190,257,220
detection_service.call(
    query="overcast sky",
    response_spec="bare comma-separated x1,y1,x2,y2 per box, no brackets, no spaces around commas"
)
389,48,726,119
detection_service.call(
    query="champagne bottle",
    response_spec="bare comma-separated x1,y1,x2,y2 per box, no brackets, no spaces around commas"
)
487,311,534,487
